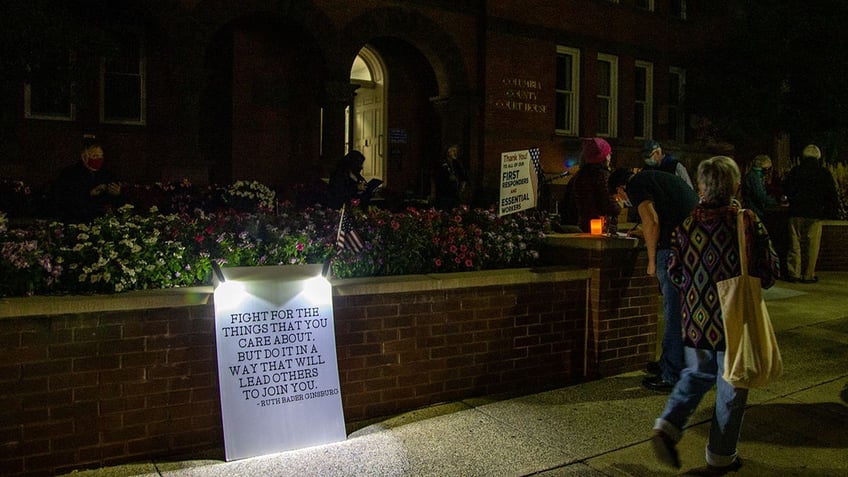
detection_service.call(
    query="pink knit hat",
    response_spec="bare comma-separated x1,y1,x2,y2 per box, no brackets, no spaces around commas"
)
582,137,612,164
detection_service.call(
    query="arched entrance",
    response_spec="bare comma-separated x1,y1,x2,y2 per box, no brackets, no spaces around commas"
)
344,38,440,201
348,46,387,182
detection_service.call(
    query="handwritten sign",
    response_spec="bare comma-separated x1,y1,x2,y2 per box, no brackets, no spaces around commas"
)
499,149,539,216
213,265,345,461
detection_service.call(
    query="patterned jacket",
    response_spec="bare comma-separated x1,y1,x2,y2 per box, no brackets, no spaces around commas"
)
668,205,780,350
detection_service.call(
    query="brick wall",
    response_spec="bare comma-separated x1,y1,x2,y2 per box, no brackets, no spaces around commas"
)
542,237,659,376
334,281,588,421
0,273,589,476
0,306,221,477
816,221,848,271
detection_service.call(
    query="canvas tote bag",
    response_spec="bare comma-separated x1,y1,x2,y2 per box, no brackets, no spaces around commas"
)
718,209,783,388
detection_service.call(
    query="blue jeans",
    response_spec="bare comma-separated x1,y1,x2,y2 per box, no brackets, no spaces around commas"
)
656,248,683,383
654,347,749,467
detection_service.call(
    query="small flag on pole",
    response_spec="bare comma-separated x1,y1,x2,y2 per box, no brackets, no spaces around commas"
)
335,206,364,253
529,147,543,178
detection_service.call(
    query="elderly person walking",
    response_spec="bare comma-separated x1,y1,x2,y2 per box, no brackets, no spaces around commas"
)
651,156,780,472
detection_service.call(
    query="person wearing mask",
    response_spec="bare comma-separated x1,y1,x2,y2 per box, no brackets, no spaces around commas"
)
782,144,839,283
641,139,693,189
742,154,778,219
571,137,621,233
608,167,699,391
52,134,123,223
651,156,779,473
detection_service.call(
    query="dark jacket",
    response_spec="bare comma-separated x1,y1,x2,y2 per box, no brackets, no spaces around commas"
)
742,168,778,218
51,161,122,223
783,157,838,219
433,158,468,210
571,163,620,233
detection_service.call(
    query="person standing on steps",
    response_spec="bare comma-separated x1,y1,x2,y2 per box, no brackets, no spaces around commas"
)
432,143,470,210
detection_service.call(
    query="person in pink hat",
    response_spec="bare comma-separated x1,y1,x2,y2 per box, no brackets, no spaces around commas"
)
571,137,621,233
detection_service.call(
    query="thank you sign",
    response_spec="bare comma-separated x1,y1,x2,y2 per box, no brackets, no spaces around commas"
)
213,265,345,461
499,148,540,216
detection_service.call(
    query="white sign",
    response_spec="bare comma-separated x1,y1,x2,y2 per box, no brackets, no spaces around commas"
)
499,148,539,216
213,265,346,461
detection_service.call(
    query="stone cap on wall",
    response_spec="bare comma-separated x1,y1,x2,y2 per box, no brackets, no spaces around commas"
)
544,232,644,251
0,287,214,319
331,266,589,296
0,267,589,319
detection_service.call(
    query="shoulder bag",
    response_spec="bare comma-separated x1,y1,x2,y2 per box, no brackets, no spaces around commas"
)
718,209,783,388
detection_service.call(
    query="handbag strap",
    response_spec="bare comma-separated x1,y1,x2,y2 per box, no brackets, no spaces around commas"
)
736,209,748,276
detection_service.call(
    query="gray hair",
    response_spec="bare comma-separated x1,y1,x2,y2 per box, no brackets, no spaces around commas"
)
697,156,740,206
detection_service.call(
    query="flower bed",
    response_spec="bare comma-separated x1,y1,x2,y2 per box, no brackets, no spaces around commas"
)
0,180,549,297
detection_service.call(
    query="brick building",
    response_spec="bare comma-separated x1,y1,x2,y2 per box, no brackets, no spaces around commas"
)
1,0,727,206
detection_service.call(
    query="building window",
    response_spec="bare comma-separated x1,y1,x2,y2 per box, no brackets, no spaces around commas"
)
668,67,686,143
597,53,618,138
24,49,75,121
101,34,146,125
634,61,653,140
555,46,580,136
671,0,687,19
636,0,655,11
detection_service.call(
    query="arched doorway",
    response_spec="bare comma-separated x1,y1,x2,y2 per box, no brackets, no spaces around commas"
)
344,38,440,201
348,46,387,182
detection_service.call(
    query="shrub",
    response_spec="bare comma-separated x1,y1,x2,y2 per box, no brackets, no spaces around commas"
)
0,182,550,297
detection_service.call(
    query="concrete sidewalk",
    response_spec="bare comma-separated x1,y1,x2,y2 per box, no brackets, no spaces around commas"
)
63,272,848,477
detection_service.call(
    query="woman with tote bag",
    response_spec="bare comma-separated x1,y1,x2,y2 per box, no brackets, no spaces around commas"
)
651,156,780,473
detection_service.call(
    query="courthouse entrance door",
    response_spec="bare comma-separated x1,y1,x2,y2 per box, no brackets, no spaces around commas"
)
344,39,441,200
348,46,387,182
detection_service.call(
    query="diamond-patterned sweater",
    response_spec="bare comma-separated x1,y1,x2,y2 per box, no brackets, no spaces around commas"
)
668,205,780,350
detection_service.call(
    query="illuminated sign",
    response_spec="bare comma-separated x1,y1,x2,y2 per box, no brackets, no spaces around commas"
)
213,265,345,461
499,148,539,216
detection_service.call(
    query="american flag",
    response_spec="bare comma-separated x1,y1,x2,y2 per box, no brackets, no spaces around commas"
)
529,147,543,178
335,206,364,253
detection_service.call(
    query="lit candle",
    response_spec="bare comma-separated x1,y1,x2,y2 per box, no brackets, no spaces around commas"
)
590,218,604,235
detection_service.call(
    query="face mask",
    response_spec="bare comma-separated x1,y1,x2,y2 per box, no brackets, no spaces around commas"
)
644,158,658,167
83,146,104,171
85,156,104,171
